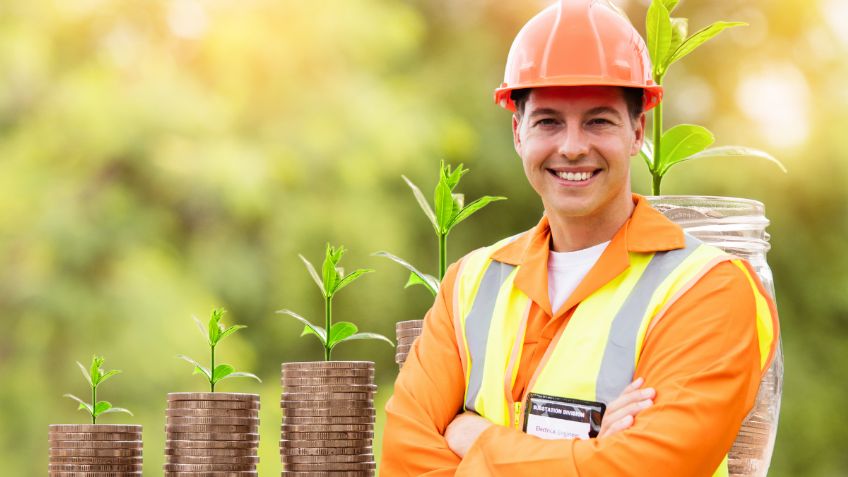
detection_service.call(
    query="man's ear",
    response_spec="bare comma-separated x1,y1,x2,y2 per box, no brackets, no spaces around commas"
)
629,112,647,157
512,114,522,155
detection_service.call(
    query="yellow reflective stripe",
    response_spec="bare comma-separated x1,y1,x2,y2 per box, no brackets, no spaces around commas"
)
634,244,729,365
531,253,653,401
732,260,775,370
474,268,524,426
712,454,729,477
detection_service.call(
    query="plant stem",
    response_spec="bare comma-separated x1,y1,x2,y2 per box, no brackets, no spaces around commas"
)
324,296,332,361
438,233,447,280
91,383,96,424
651,74,665,196
210,345,216,392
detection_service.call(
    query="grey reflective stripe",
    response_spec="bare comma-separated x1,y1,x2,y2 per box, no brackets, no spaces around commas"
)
595,235,703,405
464,261,518,412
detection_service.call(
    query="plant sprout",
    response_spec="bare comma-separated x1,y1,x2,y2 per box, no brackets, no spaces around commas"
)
375,161,506,295
177,308,261,392
278,243,393,361
642,0,786,195
64,355,133,424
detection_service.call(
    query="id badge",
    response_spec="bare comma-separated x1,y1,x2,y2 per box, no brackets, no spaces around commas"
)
522,393,606,440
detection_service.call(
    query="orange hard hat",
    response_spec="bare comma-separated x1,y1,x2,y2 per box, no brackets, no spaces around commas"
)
495,0,663,112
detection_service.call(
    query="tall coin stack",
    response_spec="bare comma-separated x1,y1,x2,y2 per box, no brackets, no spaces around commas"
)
48,424,143,476
164,392,260,476
280,361,377,476
395,320,423,368
729,365,779,477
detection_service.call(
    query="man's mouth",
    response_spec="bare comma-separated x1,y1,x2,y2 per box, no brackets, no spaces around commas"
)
548,168,600,183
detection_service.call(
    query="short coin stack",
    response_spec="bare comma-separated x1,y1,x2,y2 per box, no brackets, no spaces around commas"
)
164,392,260,476
48,424,143,476
395,320,423,368
281,361,377,476
728,366,779,477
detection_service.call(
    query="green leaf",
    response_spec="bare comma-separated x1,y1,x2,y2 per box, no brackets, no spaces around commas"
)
668,18,688,61
402,175,438,232
666,21,747,68
97,370,121,386
646,0,672,76
433,178,455,234
93,401,112,417
299,254,325,297
661,0,680,13
217,325,246,344
219,371,262,383
211,364,235,383
334,268,374,295
677,146,787,173
64,394,93,415
177,355,212,381
192,316,208,341
76,361,92,387
639,138,655,172
322,244,344,296
275,309,328,346
328,322,358,349
658,124,715,176
99,407,133,416
373,251,439,296
443,161,468,189
89,356,104,386
452,193,464,210
334,331,395,348
208,309,224,345
447,196,507,230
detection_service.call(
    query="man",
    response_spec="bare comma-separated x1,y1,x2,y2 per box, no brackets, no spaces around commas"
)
380,1,778,476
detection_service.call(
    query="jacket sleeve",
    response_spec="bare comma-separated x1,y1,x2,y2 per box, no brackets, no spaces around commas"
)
456,261,767,477
379,262,465,476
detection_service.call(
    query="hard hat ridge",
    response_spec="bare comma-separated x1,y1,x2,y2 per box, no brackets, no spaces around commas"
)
495,0,663,112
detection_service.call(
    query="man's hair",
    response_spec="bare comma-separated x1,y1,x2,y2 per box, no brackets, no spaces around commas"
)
511,87,644,123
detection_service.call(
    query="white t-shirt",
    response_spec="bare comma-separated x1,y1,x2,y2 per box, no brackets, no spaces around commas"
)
547,241,610,315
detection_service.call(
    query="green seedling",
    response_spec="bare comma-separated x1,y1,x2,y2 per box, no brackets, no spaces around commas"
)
177,308,261,392
278,243,393,361
375,161,506,295
642,0,786,194
64,355,133,424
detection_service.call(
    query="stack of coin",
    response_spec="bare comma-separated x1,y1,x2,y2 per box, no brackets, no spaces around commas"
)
48,424,143,476
728,366,779,477
395,320,423,368
281,361,376,476
164,392,259,476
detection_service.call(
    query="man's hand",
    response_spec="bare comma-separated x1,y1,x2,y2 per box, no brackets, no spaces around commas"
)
445,411,493,458
598,377,655,438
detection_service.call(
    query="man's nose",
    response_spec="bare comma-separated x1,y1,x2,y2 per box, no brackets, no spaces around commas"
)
558,127,590,161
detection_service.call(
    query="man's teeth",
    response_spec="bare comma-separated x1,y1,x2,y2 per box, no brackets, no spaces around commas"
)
556,171,593,181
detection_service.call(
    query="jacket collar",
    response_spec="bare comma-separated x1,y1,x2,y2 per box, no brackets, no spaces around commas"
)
489,194,686,318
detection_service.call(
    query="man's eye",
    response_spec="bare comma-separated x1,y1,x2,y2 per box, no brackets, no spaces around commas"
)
534,118,558,127
588,118,613,126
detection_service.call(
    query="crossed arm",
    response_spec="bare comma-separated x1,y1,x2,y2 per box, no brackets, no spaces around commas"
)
379,261,762,477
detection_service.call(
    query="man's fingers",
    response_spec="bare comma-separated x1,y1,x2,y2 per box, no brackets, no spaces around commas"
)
622,377,644,393
607,386,655,415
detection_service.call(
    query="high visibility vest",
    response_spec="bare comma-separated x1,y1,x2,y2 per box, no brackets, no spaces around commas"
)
453,234,777,477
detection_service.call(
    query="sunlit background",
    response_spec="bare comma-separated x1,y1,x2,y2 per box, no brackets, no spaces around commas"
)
1,0,846,475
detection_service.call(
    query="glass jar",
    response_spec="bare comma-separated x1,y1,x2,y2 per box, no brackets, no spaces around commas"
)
647,195,783,477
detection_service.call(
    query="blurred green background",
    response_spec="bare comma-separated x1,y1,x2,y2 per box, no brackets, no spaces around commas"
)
1,0,845,475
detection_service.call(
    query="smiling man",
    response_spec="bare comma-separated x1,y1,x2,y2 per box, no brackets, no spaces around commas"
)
380,1,778,476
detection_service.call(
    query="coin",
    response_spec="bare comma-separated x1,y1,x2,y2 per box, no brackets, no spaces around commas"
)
165,439,258,449
48,464,143,472
281,377,374,386
48,432,142,441
280,438,372,448
281,392,374,402
165,447,254,457
49,440,143,449
48,457,143,464
282,369,375,379
165,424,258,433
395,320,423,330
284,462,376,472
281,424,372,433
282,362,374,370
281,384,377,394
280,472,372,477
281,453,373,464
167,416,259,426
396,328,422,339
165,432,260,441
167,400,260,410
280,446,373,456
280,399,373,409
163,473,256,477
166,408,259,418
168,392,259,402
282,416,375,426
49,425,142,434
281,431,375,440
282,407,375,418
48,472,142,477
50,448,143,457
163,463,255,471
165,455,259,464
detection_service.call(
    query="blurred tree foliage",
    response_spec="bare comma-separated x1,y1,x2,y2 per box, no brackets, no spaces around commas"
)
0,0,845,475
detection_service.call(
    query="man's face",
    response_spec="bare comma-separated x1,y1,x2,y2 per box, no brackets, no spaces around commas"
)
512,86,645,223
